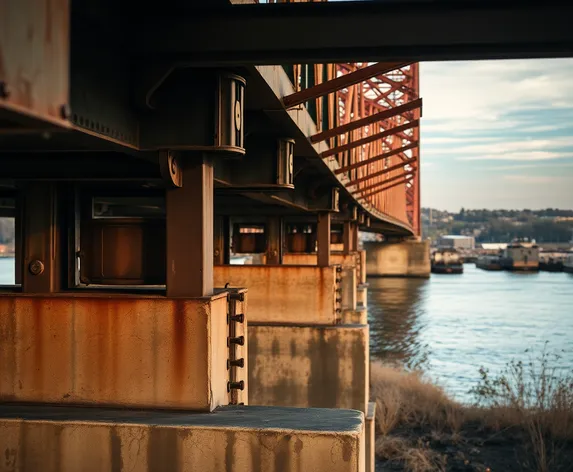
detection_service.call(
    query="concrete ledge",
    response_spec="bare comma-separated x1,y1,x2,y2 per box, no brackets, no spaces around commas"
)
283,253,359,268
214,265,338,324
248,324,369,413
341,307,367,325
357,283,368,309
366,402,376,472
0,293,234,411
0,404,365,472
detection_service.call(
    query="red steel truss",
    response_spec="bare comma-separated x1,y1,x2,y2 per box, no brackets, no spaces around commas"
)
259,2,422,236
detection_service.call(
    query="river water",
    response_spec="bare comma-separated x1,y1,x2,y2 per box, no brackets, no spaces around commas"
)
368,264,573,401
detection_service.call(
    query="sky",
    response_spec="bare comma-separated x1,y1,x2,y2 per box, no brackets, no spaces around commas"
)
420,59,573,211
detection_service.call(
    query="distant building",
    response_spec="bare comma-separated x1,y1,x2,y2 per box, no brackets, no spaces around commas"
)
438,235,475,250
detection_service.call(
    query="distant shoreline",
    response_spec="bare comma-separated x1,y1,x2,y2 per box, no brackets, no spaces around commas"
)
0,254,15,259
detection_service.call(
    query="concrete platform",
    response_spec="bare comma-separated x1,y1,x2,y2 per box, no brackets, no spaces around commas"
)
248,324,369,413
0,404,365,472
366,402,376,472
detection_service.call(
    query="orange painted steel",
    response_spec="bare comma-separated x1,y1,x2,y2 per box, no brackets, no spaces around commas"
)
334,62,421,236
283,60,421,236
260,1,421,236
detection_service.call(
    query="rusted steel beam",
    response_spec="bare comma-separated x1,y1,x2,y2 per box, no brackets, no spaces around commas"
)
334,142,418,175
311,98,422,143
283,62,409,108
347,156,418,187
360,177,414,200
321,120,418,158
354,166,417,195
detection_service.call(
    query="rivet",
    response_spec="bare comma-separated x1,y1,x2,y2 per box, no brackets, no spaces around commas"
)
28,260,45,276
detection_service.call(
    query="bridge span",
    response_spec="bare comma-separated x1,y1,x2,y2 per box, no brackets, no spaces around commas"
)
0,1,572,471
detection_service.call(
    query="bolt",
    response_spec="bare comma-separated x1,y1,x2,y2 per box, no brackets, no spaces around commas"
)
227,358,245,369
227,380,244,392
228,336,244,346
0,81,10,99
28,260,45,276
230,313,244,323
59,104,71,120
230,292,245,302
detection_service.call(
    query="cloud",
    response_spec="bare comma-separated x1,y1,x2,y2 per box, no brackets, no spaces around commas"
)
502,175,565,184
458,152,573,162
487,163,573,171
420,58,573,209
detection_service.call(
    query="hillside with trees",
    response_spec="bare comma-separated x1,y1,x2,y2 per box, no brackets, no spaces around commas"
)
422,208,573,243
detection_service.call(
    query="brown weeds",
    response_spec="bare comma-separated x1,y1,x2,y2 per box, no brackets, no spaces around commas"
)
371,348,573,472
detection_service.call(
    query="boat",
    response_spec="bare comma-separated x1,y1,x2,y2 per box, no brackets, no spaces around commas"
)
431,248,464,274
538,253,565,272
499,240,539,272
564,253,573,274
476,254,503,271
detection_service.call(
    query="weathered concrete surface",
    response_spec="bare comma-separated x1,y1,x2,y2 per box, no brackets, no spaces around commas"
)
214,265,338,324
340,307,367,325
283,252,358,268
364,240,430,278
357,283,368,309
358,251,367,285
248,324,369,413
366,402,376,472
0,404,365,472
0,293,235,411
340,267,357,312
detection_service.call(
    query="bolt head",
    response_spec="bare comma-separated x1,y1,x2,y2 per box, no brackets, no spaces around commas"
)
29,260,45,276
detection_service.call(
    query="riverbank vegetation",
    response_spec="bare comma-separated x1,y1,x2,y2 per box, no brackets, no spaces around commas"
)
372,350,573,471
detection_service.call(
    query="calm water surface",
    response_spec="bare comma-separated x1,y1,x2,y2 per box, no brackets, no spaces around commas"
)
368,264,573,401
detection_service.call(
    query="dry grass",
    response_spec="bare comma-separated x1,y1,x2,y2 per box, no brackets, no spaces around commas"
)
375,436,447,472
371,349,573,472
370,361,463,436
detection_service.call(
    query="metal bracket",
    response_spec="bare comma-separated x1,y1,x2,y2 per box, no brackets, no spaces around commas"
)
159,151,183,188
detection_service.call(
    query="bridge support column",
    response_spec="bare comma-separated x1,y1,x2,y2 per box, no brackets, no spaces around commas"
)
167,155,214,297
364,239,430,278
215,226,373,471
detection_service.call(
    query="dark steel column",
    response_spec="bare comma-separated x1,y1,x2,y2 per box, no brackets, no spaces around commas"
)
166,155,214,297
343,220,352,254
266,216,282,265
351,223,359,252
317,212,331,267
214,215,230,265
21,183,61,293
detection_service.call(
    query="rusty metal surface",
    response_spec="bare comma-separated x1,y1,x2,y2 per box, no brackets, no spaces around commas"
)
0,0,70,128
0,294,230,410
214,265,338,325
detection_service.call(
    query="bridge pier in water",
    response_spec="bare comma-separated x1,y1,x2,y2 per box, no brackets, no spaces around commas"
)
364,239,431,278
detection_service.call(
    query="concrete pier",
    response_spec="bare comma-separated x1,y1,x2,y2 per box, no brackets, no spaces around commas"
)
0,405,365,472
364,240,431,278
